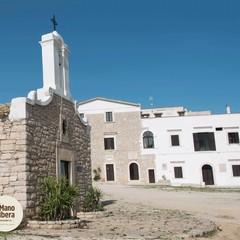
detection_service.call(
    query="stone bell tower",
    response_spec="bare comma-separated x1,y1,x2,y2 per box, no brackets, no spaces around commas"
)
39,31,71,100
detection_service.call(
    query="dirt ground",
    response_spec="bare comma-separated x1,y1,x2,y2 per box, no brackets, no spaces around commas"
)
2,183,240,240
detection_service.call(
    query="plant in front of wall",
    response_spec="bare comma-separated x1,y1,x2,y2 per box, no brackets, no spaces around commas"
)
93,167,101,181
39,176,80,221
83,186,103,212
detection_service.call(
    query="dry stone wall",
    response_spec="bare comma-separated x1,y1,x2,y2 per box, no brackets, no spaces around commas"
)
0,119,28,211
25,94,92,218
0,94,92,220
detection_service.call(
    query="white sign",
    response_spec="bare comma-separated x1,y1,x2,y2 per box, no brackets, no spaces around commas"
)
0,196,23,232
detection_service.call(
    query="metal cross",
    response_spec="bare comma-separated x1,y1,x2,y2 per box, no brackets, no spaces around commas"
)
51,15,58,31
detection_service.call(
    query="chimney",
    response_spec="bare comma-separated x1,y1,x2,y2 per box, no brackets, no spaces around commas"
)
226,104,230,114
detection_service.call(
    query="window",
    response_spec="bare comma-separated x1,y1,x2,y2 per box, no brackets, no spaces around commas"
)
228,132,239,144
62,119,67,135
232,165,240,176
174,167,183,178
154,113,162,118
141,113,150,118
193,132,216,151
171,135,180,146
106,112,113,122
60,160,70,180
178,111,185,116
143,131,154,148
104,137,115,150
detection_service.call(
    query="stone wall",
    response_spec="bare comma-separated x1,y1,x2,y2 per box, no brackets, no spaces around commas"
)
88,111,156,184
25,94,92,218
0,118,28,212
0,94,92,220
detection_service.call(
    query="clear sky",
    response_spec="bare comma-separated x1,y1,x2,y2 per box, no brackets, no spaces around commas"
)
1,0,240,113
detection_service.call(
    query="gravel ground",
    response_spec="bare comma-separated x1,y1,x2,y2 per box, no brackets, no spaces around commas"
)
1,183,239,240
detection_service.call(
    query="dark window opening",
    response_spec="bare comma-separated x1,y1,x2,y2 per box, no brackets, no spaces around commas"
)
232,165,240,177
216,127,223,131
104,137,115,150
60,160,70,180
143,131,154,148
106,112,113,122
228,132,239,144
62,119,67,135
174,167,183,178
171,135,180,146
141,113,150,118
178,111,185,116
130,163,139,180
154,113,162,118
193,132,216,151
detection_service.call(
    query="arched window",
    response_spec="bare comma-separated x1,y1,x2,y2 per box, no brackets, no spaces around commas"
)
129,163,139,180
143,131,154,148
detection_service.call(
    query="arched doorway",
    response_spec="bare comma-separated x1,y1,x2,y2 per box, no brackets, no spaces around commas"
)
202,164,214,185
129,163,139,180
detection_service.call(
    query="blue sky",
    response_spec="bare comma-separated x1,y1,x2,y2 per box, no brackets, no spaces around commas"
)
1,0,240,113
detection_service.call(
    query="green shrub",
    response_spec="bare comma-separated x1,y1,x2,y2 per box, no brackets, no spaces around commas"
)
39,176,80,221
84,186,103,212
93,167,101,181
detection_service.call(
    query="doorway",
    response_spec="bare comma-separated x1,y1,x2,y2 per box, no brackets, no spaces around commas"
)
129,163,139,180
60,160,70,180
202,164,214,185
148,169,155,183
106,164,115,181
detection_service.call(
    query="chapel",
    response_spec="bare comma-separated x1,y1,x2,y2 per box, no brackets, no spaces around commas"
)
0,30,92,219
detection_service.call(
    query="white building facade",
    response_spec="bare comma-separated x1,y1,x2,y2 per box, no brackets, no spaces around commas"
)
78,98,240,187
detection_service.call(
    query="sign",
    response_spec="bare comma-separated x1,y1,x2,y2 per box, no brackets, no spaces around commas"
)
0,196,23,232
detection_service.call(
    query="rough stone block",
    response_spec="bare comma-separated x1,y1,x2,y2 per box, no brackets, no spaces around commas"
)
10,132,21,139
0,177,9,185
0,153,13,160
0,144,15,151
15,144,27,151
18,172,27,180
0,134,7,140
16,140,26,145
14,186,27,193
14,193,27,201
15,152,27,159
12,164,26,172
3,187,14,194
10,175,18,182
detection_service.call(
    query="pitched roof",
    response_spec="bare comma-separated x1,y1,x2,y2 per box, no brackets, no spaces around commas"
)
78,97,140,107
0,104,10,118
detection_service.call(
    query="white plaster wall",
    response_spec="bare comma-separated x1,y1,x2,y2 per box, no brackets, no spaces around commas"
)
78,99,140,114
141,113,240,186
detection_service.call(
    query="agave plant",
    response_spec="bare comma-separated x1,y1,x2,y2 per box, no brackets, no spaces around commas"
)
39,176,80,221
84,186,103,212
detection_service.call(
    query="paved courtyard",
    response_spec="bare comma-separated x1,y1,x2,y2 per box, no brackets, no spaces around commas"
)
2,183,240,239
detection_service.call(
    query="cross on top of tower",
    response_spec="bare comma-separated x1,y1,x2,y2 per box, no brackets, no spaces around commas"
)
51,14,58,31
